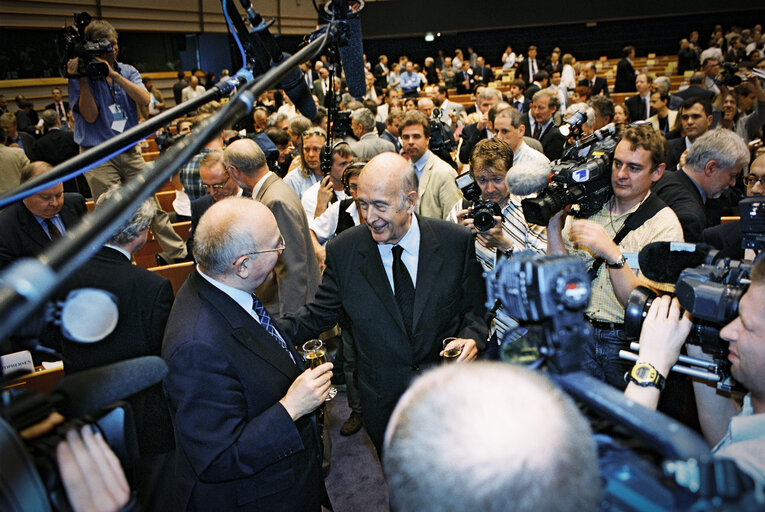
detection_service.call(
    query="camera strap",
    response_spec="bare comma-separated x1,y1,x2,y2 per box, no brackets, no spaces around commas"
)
588,193,665,280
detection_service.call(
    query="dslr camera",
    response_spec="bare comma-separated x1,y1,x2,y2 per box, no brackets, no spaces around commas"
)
522,128,617,226
56,12,113,80
455,171,502,232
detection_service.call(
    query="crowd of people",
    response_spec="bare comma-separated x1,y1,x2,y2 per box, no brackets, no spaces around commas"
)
1,15,765,512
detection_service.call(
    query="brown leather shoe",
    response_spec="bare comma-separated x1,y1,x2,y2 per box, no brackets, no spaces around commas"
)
340,411,363,436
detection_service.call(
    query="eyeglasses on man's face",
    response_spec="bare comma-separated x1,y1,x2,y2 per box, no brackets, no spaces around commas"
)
743,174,765,188
234,235,286,265
203,173,230,191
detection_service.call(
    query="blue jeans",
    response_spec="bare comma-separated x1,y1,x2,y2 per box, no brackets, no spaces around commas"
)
582,326,632,390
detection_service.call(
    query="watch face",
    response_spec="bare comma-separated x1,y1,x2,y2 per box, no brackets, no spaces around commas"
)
635,365,654,381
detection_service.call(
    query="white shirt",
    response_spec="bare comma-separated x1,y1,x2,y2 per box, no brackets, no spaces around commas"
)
377,214,420,292
301,181,349,219
309,200,360,244
250,170,274,199
513,141,550,166
172,189,191,217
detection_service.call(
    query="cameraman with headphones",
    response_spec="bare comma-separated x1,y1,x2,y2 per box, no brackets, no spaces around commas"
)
624,257,765,485
67,19,187,263
301,141,354,219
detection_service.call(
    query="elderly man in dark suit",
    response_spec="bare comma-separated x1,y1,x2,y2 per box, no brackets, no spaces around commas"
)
54,185,175,511
280,153,488,453
224,138,321,316
0,161,86,269
163,197,332,511
522,89,566,161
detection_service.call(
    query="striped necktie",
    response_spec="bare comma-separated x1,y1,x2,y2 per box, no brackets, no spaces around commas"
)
251,294,292,358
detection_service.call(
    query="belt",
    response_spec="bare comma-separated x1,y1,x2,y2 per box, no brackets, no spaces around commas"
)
587,318,625,331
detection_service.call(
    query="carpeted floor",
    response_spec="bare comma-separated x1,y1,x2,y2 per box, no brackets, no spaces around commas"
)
324,388,390,511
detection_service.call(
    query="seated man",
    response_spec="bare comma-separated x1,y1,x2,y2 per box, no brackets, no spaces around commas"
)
624,257,765,485
384,362,601,512
0,162,87,269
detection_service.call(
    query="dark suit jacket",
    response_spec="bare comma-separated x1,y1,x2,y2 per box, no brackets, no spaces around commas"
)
380,129,401,153
666,137,687,172
188,194,215,258
45,100,70,115
673,84,715,103
472,65,494,86
0,193,86,269
524,83,541,101
280,216,488,451
455,70,474,94
458,122,488,164
522,114,566,160
312,79,329,107
614,58,636,93
516,59,540,86
579,76,610,97
29,128,78,166
15,110,38,135
373,63,388,89
652,170,707,243
509,97,531,115
55,246,175,454
702,221,743,259
625,94,651,122
162,270,325,511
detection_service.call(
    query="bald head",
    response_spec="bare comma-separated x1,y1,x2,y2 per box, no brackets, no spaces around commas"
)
357,153,418,245
384,363,601,512
193,197,279,287
223,138,268,190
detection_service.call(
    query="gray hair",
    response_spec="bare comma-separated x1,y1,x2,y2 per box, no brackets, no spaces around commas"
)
685,129,750,173
193,197,257,276
565,103,596,129
532,89,560,111
266,112,288,128
495,107,523,128
41,109,59,128
477,87,502,104
384,363,601,512
653,76,672,93
289,115,312,138
96,185,155,246
223,138,267,177
351,108,376,132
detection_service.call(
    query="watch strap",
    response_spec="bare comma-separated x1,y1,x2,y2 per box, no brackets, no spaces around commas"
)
625,362,666,390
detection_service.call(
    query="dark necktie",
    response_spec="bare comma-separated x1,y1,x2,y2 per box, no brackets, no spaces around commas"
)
57,102,65,120
44,218,62,240
251,294,293,358
392,245,415,336
533,122,542,140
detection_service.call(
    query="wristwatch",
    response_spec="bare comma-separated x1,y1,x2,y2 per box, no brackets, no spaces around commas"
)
625,362,666,390
606,253,626,269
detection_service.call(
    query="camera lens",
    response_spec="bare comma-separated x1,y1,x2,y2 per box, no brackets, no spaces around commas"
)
624,286,656,340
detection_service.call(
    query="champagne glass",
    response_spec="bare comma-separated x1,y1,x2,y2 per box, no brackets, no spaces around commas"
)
302,339,337,401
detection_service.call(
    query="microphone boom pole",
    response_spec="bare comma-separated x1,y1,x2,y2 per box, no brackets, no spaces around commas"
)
0,30,330,344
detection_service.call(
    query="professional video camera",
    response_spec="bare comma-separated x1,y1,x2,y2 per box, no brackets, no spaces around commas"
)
330,109,352,140
455,171,502,232
521,123,617,226
624,248,754,393
429,108,458,170
56,12,113,80
715,62,743,88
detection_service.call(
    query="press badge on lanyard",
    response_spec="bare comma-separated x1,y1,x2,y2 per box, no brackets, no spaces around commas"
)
108,81,127,133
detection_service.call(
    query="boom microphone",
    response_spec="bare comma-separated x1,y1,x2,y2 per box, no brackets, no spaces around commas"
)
330,0,366,98
238,0,317,120
506,159,551,197
638,241,716,285
51,356,167,418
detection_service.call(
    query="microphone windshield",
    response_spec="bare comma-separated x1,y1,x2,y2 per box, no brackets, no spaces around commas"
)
638,242,714,284
51,356,168,418
332,0,366,98
506,159,551,197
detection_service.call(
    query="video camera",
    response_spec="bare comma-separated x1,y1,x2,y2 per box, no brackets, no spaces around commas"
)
715,62,743,88
429,108,458,170
522,124,617,226
56,12,113,80
454,171,502,232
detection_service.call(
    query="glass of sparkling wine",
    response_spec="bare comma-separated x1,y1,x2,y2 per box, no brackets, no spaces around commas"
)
442,337,462,364
302,339,337,401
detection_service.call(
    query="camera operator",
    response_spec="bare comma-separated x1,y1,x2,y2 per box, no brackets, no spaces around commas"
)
624,256,765,485
547,124,684,388
448,138,547,356
67,19,187,263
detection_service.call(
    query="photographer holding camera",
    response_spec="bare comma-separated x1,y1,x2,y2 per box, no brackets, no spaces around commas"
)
546,124,684,388
624,256,765,485
67,19,187,263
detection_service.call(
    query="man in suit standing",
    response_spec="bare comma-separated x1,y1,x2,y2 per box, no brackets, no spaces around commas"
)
224,138,321,316
400,112,461,219
381,109,404,153
673,73,716,103
625,73,653,122
0,162,86,269
523,89,566,161
312,68,330,107
579,64,610,97
349,108,396,160
55,186,175,512
665,98,714,172
433,85,466,129
374,54,389,90
280,153,487,453
472,56,494,87
163,197,332,511
45,87,70,126
614,45,637,93
653,129,749,243
517,45,541,86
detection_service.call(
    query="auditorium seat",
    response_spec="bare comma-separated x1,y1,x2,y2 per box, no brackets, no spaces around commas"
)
147,261,195,295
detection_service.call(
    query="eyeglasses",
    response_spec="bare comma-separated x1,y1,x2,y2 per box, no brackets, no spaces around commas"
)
744,175,765,188
234,235,286,265
203,174,230,191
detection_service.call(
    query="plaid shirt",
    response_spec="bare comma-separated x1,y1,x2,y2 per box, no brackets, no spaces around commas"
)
562,193,683,323
179,148,213,201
